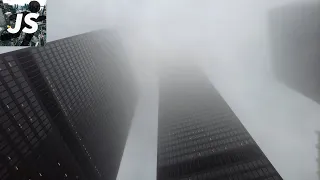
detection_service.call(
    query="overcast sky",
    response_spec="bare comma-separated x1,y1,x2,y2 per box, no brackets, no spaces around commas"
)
115,0,320,180
0,0,319,179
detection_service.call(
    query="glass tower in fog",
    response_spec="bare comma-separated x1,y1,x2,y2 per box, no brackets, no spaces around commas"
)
157,65,282,180
0,30,137,180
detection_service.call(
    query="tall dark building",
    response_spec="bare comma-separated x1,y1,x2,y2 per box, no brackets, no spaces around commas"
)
269,2,320,103
0,30,137,180
157,64,282,180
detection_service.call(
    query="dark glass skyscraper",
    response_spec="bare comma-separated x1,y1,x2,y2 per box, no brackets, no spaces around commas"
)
0,30,137,180
157,65,282,180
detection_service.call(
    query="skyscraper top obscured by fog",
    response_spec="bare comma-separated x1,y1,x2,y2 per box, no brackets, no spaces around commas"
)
0,30,137,180
269,2,320,103
157,64,283,180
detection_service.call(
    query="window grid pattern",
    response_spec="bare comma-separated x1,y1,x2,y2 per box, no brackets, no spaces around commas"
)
0,30,135,180
178,158,281,180
33,38,107,177
157,71,282,180
28,32,132,179
0,56,52,180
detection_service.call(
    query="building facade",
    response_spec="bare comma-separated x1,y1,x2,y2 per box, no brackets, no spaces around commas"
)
0,30,137,180
157,65,282,180
269,2,320,103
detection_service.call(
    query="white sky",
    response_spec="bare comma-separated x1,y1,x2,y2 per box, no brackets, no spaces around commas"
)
3,0,46,6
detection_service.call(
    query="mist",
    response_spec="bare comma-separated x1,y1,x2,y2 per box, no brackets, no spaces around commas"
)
0,0,319,179
115,0,320,180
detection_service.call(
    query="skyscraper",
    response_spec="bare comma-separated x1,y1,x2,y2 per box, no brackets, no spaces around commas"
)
269,2,320,103
0,30,137,180
157,64,282,180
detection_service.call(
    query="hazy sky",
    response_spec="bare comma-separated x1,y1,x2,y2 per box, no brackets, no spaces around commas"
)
115,0,320,180
0,0,319,179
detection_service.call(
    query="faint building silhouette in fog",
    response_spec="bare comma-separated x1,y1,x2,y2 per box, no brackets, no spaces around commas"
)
269,2,320,104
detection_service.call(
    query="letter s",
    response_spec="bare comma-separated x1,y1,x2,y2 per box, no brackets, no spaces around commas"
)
7,14,23,34
23,13,39,34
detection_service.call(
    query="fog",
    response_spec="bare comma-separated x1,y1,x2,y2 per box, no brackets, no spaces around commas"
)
115,0,320,180
0,0,319,179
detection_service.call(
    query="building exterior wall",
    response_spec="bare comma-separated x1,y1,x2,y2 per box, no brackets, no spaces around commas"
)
269,2,320,103
157,65,282,180
0,30,137,180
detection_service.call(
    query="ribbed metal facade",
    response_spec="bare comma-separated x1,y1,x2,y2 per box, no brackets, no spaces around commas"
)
157,66,282,180
0,30,137,180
